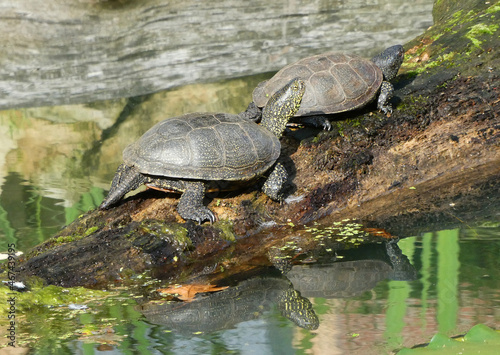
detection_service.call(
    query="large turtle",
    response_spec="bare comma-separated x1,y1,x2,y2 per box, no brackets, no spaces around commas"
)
99,78,305,223
248,45,404,129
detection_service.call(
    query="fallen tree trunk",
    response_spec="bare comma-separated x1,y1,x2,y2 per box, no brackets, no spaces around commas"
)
15,0,500,288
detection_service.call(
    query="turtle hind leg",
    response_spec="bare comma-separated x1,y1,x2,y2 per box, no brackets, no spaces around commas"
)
297,115,332,130
146,179,215,224
237,101,262,122
99,164,146,210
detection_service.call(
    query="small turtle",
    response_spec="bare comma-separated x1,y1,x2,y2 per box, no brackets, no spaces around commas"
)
247,45,404,129
99,78,305,223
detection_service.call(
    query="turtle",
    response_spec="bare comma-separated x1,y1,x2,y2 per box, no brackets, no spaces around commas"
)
140,275,319,333
99,78,305,223
270,241,417,299
246,44,404,129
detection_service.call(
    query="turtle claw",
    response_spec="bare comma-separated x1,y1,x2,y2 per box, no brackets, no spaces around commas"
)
322,119,332,131
191,207,217,225
238,101,262,122
205,209,217,224
300,115,331,130
379,103,393,115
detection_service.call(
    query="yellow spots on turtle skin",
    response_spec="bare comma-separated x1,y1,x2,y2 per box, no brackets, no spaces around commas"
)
277,288,319,330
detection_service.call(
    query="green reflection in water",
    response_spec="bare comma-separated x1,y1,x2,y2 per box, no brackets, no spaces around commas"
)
313,297,330,315
419,232,433,328
132,319,152,355
384,237,414,348
298,327,315,355
0,173,104,253
0,173,65,251
399,237,416,265
64,187,104,226
384,230,461,347
0,203,15,250
384,281,411,348
436,229,459,334
2,225,498,353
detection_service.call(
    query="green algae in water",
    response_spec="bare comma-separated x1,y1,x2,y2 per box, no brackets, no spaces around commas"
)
0,283,109,316
304,220,372,245
0,283,142,350
486,4,500,14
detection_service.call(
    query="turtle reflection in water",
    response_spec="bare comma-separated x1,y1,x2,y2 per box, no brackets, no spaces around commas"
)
273,240,417,298
139,274,319,333
100,78,305,223
246,45,404,129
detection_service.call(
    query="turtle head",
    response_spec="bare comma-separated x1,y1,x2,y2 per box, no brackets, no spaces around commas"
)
261,78,305,138
371,44,404,81
277,288,319,330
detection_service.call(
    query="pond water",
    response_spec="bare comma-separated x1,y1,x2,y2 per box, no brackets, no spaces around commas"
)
2,0,499,354
5,224,500,354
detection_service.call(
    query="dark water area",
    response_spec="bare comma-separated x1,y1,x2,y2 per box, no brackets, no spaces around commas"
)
1,0,499,353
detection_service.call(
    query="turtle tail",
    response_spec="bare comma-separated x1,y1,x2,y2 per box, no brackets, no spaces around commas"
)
99,164,146,210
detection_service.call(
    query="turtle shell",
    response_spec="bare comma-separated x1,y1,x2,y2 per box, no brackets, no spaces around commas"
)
253,52,383,117
123,112,280,181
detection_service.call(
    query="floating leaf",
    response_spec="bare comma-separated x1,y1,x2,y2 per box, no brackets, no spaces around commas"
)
157,284,228,302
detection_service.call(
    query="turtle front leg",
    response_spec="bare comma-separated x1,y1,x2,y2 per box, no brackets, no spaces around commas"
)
177,181,216,224
146,179,215,224
262,163,288,201
377,81,394,115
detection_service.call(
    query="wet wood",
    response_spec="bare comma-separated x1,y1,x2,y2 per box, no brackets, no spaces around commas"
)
15,0,500,288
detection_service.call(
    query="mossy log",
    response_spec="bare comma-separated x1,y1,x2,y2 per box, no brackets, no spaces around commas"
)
16,0,500,288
